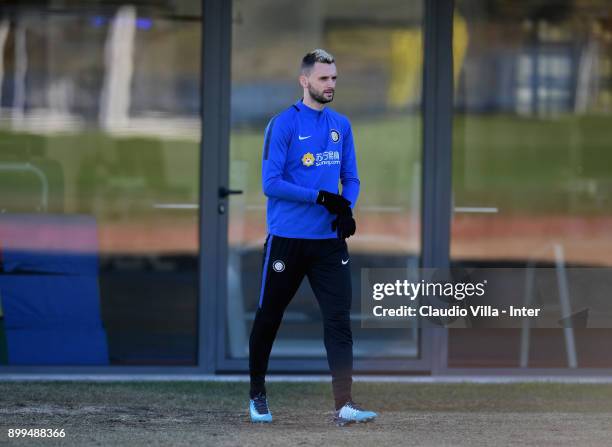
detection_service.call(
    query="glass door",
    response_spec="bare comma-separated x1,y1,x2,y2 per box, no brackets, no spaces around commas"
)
221,0,427,371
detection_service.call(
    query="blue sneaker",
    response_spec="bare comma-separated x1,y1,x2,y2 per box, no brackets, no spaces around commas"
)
334,401,377,426
249,393,272,423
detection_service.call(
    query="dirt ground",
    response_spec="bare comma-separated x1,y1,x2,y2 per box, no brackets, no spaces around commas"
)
1,381,612,446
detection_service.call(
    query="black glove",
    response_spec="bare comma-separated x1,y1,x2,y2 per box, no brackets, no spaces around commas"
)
316,190,351,215
332,208,356,239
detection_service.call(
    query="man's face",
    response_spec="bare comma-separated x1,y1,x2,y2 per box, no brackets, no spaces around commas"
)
301,62,337,104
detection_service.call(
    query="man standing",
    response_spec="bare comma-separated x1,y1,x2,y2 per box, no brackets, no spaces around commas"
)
248,49,377,425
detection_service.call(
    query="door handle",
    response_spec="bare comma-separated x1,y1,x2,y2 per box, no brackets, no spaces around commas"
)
218,187,244,198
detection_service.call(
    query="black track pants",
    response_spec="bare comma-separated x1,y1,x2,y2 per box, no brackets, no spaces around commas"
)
249,235,353,409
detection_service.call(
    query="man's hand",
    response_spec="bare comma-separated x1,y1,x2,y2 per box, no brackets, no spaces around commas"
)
316,190,351,215
332,208,356,239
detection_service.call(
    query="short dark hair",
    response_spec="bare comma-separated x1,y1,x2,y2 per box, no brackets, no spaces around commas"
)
301,49,335,74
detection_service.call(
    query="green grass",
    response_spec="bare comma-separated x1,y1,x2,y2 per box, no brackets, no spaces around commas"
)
452,114,612,215
2,113,612,218
0,129,199,217
2,381,612,413
1,381,612,446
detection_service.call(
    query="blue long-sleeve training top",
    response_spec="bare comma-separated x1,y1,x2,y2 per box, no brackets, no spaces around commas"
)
262,99,360,239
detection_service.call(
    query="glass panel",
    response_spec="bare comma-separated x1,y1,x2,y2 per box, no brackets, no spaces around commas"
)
0,1,201,365
228,0,423,361
451,0,612,367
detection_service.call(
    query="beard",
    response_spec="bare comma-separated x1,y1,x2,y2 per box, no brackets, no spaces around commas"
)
308,84,334,104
